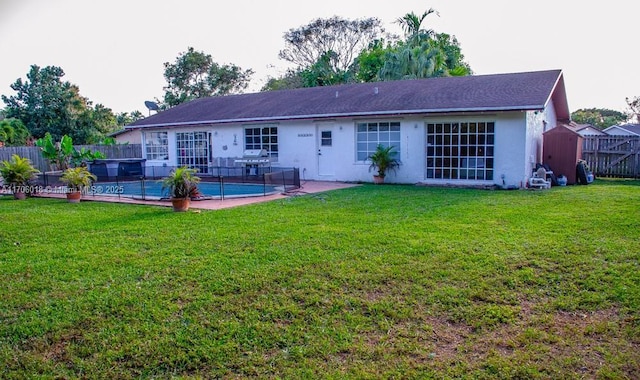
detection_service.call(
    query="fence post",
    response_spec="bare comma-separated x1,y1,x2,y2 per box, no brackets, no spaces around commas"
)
219,176,224,201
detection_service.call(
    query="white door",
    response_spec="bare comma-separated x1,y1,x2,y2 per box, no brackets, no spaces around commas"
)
317,123,336,176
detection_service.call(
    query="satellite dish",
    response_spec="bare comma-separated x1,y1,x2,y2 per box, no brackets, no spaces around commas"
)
144,101,159,115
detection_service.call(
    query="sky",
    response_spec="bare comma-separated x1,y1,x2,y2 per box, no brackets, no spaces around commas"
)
1,0,638,116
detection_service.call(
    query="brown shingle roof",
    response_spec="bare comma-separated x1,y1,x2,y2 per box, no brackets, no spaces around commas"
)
128,69,567,128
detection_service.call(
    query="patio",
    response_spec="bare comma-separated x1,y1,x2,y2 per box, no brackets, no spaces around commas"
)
30,180,360,210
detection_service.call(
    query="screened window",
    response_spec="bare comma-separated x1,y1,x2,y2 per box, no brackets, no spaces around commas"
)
356,121,401,161
426,121,494,180
244,125,278,160
144,132,168,160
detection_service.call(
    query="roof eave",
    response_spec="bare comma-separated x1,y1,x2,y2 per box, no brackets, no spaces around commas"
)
544,70,570,120
125,105,544,129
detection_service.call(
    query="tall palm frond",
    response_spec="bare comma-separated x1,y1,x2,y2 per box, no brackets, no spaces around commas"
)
395,8,439,40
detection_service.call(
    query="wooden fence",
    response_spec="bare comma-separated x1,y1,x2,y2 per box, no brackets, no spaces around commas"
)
0,144,142,172
582,136,640,178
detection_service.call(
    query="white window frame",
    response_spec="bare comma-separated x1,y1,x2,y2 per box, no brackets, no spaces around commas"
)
176,131,210,173
356,121,401,162
244,124,278,160
144,131,168,161
426,121,495,181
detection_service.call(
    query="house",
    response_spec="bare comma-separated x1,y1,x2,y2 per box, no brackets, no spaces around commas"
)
603,124,640,137
574,123,607,137
108,129,142,144
125,69,570,188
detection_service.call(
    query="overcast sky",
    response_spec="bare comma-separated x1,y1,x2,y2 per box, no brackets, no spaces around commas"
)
1,0,638,116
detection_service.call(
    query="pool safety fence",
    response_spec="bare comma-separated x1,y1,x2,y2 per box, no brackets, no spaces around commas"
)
34,166,300,201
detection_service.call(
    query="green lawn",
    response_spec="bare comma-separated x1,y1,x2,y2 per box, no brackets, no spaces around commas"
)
1,180,639,379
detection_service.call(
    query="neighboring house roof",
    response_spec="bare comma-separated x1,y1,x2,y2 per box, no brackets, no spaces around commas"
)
108,129,128,137
603,124,640,136
127,69,569,129
573,123,608,136
547,123,583,137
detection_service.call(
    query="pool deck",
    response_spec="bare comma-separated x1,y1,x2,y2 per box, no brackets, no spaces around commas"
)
28,181,360,210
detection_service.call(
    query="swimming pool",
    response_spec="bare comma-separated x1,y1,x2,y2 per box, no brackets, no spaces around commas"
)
89,180,278,199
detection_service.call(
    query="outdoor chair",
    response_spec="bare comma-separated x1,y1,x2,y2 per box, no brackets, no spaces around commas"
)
528,167,551,189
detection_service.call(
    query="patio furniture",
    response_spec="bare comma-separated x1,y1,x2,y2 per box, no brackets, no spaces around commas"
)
529,167,551,189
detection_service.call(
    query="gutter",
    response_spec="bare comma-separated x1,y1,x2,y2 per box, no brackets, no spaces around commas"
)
125,105,546,129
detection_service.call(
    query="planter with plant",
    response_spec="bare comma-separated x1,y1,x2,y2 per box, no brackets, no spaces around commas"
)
0,154,41,199
161,167,202,212
368,144,400,184
60,166,97,203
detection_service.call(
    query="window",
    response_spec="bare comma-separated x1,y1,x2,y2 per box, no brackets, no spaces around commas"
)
321,131,332,146
144,132,168,160
244,125,278,160
426,121,494,180
356,121,401,161
176,132,210,174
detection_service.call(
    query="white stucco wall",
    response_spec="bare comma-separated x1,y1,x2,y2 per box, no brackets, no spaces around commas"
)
520,99,560,184
490,113,528,188
114,129,142,144
143,111,540,187
276,118,426,183
524,111,544,184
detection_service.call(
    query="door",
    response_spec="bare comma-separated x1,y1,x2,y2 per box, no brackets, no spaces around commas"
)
317,123,336,176
176,131,211,174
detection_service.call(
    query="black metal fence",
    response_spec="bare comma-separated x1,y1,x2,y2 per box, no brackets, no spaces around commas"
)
33,164,300,201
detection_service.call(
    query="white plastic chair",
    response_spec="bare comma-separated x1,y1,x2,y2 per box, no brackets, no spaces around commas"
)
528,167,551,189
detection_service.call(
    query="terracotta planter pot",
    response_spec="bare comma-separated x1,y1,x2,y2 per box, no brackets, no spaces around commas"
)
13,192,27,200
171,198,190,212
66,191,82,203
373,175,385,184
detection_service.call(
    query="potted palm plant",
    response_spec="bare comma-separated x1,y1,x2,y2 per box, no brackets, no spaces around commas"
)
368,144,400,184
0,154,40,199
60,166,97,203
161,167,201,212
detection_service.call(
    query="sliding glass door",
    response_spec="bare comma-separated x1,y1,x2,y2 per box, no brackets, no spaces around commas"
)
176,132,211,174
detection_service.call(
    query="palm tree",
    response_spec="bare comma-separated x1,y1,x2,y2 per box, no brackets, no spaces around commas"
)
378,42,446,80
395,8,439,41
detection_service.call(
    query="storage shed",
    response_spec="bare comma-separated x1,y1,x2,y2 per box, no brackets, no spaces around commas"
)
543,125,583,184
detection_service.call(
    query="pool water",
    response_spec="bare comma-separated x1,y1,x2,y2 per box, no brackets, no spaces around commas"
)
92,180,277,199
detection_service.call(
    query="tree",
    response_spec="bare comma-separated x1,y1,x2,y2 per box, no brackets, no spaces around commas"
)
432,33,472,76
115,111,145,127
265,10,470,90
571,108,628,129
0,118,30,146
377,34,471,80
299,51,356,87
162,47,253,107
378,42,443,80
2,65,117,144
354,39,394,83
626,96,640,123
261,70,306,91
395,8,438,40
279,16,387,73
377,9,470,81
3,65,73,140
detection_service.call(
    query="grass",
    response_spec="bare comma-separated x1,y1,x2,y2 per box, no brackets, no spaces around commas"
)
0,179,639,378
